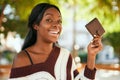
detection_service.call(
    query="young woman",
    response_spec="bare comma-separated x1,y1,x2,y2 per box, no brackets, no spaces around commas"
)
9,3,103,80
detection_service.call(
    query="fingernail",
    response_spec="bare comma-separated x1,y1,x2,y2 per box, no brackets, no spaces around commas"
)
94,35,96,37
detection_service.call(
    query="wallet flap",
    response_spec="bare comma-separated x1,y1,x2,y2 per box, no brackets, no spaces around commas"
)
85,18,105,37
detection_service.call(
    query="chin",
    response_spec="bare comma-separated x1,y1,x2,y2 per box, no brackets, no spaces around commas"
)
51,39,58,43
46,39,58,44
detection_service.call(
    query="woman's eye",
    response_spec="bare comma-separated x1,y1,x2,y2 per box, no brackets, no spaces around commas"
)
46,19,53,23
58,20,62,24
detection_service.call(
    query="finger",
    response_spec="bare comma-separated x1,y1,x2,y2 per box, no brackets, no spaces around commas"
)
91,39,99,45
93,36,101,41
90,39,102,48
93,35,101,38
92,37,102,44
91,44,99,48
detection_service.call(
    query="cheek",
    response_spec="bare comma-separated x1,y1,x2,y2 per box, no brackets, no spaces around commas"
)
39,26,48,35
39,20,51,29
39,21,49,31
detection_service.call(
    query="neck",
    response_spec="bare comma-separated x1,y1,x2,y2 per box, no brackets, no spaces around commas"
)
30,40,54,54
35,41,53,49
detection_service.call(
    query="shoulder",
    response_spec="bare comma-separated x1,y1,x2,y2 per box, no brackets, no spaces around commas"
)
12,50,30,68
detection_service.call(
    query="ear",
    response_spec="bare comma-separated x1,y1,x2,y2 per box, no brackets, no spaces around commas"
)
33,24,39,30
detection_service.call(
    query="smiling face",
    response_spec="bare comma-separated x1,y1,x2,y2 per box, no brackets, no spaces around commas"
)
34,7,62,43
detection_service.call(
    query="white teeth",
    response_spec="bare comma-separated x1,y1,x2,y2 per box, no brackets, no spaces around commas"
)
52,32,58,34
49,31,59,34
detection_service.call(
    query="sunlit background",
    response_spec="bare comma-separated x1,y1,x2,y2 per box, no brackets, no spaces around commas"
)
0,0,120,80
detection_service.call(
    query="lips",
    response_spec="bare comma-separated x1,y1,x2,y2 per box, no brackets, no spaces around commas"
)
48,30,60,37
49,31,59,34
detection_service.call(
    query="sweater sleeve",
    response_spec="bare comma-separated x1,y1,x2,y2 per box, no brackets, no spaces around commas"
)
84,65,97,79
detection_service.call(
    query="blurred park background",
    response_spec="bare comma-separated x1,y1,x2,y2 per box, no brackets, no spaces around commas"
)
0,0,120,80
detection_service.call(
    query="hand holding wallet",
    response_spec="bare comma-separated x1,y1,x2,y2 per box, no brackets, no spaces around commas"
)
85,18,105,37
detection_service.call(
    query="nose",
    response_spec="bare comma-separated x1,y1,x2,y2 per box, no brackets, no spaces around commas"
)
52,21,62,33
52,21,61,28
52,21,58,26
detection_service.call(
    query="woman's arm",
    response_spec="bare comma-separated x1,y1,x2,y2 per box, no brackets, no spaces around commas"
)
83,35,103,79
87,35,103,70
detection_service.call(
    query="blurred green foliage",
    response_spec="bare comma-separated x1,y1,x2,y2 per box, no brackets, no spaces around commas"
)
2,50,16,63
104,32,120,55
78,51,87,63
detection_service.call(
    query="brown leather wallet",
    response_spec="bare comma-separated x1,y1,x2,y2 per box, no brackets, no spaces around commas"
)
85,18,105,37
